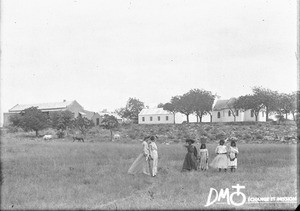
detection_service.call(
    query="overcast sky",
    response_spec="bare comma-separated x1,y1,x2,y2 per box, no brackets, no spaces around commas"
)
0,0,297,124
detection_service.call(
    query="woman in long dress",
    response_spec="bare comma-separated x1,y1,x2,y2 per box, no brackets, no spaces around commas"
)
148,136,158,177
182,139,198,171
128,137,151,175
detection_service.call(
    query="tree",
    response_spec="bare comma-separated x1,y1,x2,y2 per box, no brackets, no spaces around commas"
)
226,98,238,122
275,92,297,120
101,114,119,141
50,110,74,130
121,98,145,123
73,115,94,135
50,110,74,138
188,89,215,122
252,86,277,120
157,103,164,108
9,114,22,127
171,94,194,123
163,102,176,124
235,94,264,122
14,107,49,136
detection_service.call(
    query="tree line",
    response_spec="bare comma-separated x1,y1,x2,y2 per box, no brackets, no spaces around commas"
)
8,86,298,137
115,87,298,123
9,107,119,140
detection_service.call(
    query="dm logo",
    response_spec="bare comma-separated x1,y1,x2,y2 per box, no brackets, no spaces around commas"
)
205,184,246,207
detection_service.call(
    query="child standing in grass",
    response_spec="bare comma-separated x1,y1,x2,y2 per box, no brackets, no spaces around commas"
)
198,144,209,171
227,140,239,172
210,139,228,172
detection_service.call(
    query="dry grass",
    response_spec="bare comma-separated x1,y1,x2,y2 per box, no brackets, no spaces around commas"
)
0,132,298,210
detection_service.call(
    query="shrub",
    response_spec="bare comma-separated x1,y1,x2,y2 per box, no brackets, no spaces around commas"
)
6,125,20,133
216,132,226,140
56,130,65,139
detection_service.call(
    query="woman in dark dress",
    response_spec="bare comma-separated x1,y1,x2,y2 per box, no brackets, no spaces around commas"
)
182,139,198,171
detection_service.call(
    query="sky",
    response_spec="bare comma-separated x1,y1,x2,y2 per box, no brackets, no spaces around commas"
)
0,0,298,125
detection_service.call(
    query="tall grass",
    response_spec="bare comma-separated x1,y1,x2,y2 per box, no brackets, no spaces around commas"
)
1,133,297,209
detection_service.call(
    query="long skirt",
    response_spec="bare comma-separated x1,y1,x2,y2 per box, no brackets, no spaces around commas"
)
128,154,150,175
199,156,208,170
210,154,228,169
151,151,158,176
182,153,198,171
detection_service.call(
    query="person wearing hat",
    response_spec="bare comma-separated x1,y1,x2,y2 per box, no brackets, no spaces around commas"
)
182,139,198,171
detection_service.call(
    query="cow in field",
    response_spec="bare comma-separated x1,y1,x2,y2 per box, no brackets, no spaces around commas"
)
43,135,53,140
73,136,84,142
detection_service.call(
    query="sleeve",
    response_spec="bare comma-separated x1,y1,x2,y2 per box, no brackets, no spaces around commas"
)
143,142,149,156
193,146,198,157
235,147,239,154
206,149,209,157
153,143,158,151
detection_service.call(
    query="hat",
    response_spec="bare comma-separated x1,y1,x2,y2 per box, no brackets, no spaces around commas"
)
186,139,195,143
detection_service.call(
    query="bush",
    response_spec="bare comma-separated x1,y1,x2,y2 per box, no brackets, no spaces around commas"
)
6,125,20,133
56,130,65,139
216,132,226,140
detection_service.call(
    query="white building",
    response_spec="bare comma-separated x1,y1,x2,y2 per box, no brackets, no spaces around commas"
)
138,108,175,124
212,98,266,122
138,108,210,124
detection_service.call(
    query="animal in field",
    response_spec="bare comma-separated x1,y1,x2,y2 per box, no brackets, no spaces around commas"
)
73,136,84,142
113,134,121,141
43,135,53,140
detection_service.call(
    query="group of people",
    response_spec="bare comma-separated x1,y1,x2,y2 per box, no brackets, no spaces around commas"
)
127,135,239,177
127,135,158,177
182,138,239,172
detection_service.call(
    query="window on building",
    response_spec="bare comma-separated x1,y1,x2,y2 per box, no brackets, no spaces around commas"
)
96,118,99,125
158,116,160,121
228,110,231,116
150,117,153,121
217,112,221,118
142,117,145,122
236,110,239,116
166,116,169,121
251,110,254,117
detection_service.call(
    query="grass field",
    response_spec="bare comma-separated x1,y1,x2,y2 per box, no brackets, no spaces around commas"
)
1,132,298,210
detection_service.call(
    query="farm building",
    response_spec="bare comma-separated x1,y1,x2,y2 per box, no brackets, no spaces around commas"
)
211,98,266,122
3,100,101,126
138,108,175,124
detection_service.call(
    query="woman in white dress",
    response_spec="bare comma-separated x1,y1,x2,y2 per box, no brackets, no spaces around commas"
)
127,137,151,175
210,139,228,172
148,136,158,177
